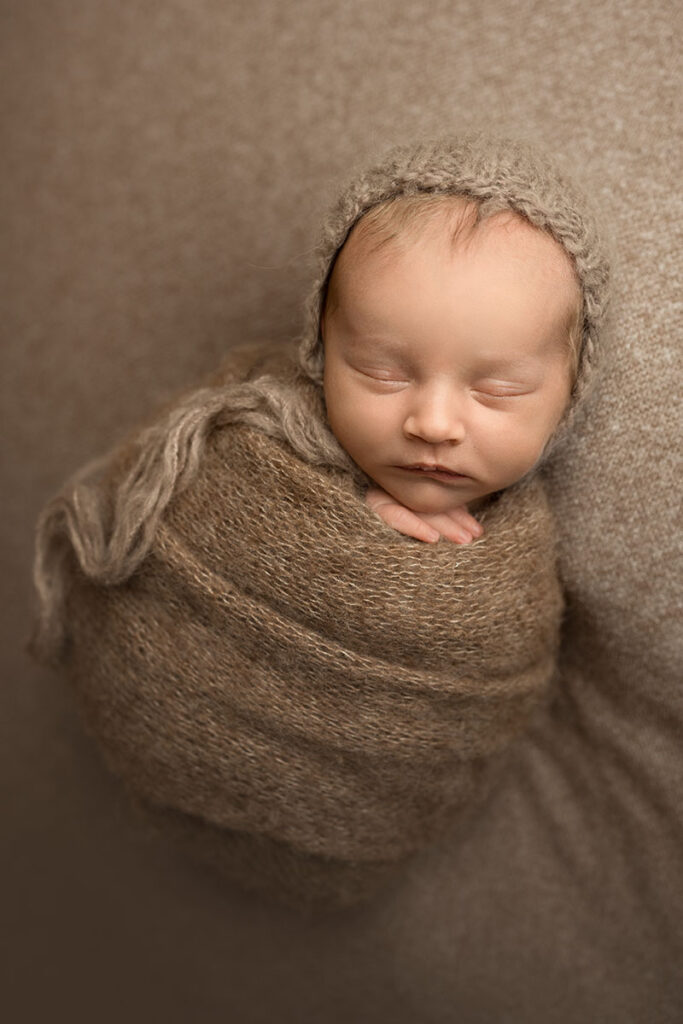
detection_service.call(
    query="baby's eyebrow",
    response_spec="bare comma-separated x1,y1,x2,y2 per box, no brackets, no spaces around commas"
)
474,354,537,371
344,332,406,351
346,335,535,372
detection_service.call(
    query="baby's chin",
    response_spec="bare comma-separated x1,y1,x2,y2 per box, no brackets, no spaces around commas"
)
384,484,487,516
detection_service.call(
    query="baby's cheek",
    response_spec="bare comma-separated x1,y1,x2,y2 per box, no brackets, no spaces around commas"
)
495,430,548,484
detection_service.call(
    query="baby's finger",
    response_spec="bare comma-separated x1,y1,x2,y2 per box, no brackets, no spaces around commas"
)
364,485,393,510
446,505,484,537
422,507,484,544
372,500,441,543
425,513,475,545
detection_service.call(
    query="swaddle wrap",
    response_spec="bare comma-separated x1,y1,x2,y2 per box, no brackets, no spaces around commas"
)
28,131,610,911
29,340,564,911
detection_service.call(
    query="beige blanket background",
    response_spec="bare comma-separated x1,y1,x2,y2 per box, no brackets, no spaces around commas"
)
2,1,680,1022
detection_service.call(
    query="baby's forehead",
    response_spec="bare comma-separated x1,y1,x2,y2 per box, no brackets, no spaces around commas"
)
336,200,577,291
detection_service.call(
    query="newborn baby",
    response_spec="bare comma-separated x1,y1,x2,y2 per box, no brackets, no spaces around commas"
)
28,132,610,912
319,194,582,545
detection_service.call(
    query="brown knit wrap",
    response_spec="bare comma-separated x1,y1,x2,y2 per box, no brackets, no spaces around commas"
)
34,341,565,912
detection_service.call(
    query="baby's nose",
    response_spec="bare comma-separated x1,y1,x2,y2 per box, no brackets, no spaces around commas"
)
404,395,467,444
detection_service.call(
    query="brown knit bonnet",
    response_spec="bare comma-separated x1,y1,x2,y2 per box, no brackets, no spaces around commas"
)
297,131,611,460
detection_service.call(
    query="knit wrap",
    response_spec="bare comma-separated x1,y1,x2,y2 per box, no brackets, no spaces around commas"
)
32,342,565,911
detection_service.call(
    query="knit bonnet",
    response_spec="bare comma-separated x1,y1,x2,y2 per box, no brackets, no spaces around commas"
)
297,131,610,459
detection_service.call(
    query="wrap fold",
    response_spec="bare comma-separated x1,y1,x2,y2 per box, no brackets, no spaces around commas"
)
29,341,564,911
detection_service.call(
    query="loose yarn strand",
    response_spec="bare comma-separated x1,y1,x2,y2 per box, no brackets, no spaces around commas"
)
27,371,358,668
29,381,259,666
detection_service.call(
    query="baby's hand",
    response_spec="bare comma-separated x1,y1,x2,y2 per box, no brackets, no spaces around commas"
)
365,485,484,545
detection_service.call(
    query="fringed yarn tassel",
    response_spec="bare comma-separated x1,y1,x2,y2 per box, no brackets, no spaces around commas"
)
27,372,359,669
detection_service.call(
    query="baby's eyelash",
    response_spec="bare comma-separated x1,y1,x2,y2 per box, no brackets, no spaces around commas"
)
356,368,529,398
473,387,523,398
357,369,408,383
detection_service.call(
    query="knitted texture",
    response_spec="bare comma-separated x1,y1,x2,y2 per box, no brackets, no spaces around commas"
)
29,341,563,911
297,131,611,459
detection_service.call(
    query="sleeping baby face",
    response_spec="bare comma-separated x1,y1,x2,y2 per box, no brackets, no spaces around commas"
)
320,199,581,514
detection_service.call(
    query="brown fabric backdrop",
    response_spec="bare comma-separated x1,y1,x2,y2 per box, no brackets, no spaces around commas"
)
3,1,681,1021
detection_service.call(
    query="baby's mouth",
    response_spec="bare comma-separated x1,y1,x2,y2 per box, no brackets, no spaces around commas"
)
400,464,470,482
